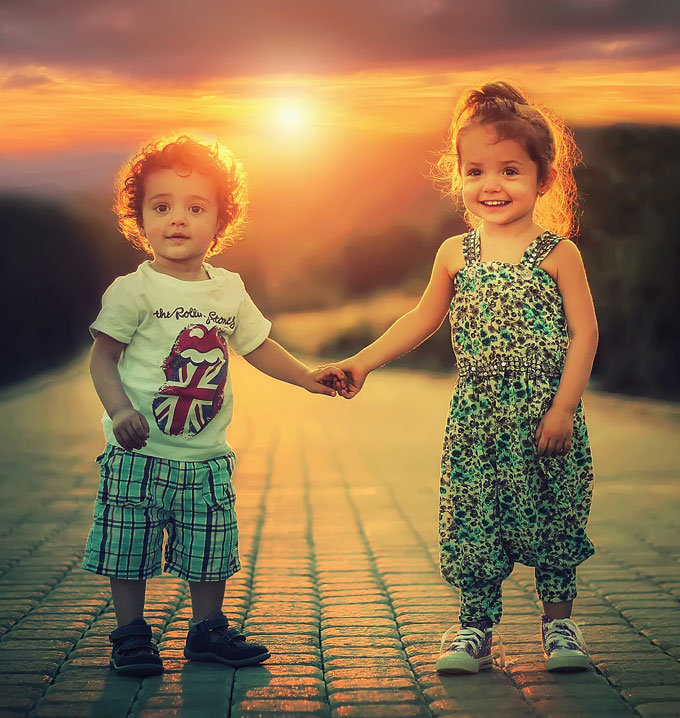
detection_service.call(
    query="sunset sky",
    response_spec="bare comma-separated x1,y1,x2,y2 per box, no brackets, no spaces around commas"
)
1,0,679,253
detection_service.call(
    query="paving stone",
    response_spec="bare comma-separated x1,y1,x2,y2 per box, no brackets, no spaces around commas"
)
620,686,680,704
635,704,680,717
231,699,330,717
331,706,430,718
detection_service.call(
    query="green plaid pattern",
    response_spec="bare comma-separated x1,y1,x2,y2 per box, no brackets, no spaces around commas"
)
82,445,240,581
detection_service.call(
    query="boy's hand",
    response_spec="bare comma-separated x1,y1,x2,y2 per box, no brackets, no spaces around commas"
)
333,358,368,399
112,408,150,451
304,365,346,397
535,406,574,456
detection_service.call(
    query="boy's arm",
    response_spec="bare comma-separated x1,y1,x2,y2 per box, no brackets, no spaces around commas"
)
90,333,150,450
243,338,343,396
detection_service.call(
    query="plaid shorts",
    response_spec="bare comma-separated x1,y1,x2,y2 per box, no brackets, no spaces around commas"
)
82,445,240,582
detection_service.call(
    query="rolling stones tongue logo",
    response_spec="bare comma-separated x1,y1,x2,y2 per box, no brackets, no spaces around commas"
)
152,324,228,437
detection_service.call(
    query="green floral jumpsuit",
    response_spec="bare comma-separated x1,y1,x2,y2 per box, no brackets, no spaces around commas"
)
439,229,595,624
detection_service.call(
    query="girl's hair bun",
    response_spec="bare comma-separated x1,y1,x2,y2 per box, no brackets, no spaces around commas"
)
464,82,528,118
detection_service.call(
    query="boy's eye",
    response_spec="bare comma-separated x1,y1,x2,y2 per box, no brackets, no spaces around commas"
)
189,205,205,214
154,203,169,213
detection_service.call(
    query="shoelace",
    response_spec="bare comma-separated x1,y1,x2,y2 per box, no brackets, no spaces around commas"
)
439,625,505,667
543,618,588,653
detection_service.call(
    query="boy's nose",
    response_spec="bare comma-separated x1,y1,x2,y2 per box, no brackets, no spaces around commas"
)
169,211,188,225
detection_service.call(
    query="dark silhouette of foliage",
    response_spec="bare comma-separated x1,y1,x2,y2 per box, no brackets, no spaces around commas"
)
575,125,680,399
0,194,138,386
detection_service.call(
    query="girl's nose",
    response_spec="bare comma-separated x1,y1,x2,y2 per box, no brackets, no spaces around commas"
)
482,177,501,192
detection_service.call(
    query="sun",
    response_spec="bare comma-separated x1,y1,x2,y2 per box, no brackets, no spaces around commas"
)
274,101,308,132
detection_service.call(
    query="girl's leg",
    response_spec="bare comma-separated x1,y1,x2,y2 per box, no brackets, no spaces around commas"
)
459,581,503,625
110,578,147,626
189,579,226,622
542,600,573,620
535,566,577,617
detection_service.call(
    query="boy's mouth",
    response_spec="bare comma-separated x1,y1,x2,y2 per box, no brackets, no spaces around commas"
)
167,233,190,239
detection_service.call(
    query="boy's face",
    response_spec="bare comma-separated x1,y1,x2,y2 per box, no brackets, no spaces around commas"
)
140,168,221,267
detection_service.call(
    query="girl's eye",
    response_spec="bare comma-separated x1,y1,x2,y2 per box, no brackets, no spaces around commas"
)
466,169,481,177
189,205,204,214
503,167,519,176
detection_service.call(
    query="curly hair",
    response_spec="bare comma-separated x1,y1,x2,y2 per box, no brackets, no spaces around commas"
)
114,134,248,257
435,81,582,238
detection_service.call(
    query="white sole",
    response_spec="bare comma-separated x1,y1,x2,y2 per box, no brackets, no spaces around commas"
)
546,650,590,672
436,652,493,674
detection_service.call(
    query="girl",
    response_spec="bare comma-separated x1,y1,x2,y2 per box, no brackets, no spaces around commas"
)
333,82,598,674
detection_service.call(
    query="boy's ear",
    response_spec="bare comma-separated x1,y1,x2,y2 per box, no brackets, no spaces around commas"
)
138,218,146,237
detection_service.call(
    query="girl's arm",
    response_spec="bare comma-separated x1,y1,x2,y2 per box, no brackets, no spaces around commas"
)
535,240,599,456
90,333,150,450
337,237,461,398
243,338,344,396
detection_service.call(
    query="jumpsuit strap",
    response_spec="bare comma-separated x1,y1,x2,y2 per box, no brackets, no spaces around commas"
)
461,229,479,265
521,231,563,269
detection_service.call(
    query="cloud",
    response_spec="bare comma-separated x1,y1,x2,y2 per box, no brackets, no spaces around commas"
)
0,0,678,81
2,69,54,90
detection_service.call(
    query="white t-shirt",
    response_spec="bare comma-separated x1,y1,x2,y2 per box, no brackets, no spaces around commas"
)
90,261,271,460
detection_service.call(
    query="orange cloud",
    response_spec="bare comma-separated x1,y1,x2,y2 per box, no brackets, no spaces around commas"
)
2,61,679,159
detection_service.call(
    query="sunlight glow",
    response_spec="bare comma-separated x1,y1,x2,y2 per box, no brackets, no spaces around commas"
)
277,104,305,131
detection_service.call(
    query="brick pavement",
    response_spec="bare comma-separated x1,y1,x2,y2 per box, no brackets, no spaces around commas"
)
0,355,679,718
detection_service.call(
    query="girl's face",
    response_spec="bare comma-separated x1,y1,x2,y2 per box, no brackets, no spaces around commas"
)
140,168,221,268
458,123,551,229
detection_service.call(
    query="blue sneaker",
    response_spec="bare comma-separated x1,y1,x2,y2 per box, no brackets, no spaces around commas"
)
436,620,503,674
184,611,270,667
542,616,590,671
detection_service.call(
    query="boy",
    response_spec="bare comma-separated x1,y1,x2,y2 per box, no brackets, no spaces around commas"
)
82,135,344,675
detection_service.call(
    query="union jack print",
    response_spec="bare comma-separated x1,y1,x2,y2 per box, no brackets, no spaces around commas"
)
152,324,228,437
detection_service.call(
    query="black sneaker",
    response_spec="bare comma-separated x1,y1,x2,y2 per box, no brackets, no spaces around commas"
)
542,616,590,671
109,617,164,676
436,620,503,674
184,610,270,667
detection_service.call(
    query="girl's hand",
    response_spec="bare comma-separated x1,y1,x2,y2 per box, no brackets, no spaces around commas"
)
112,408,150,451
535,405,574,457
305,365,346,397
333,358,369,399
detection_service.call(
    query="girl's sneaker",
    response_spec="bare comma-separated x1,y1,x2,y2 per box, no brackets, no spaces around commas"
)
436,620,503,674
541,616,590,671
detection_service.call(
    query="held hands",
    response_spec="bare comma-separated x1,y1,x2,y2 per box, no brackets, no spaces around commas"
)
112,408,150,451
535,405,574,457
303,365,348,397
317,357,369,399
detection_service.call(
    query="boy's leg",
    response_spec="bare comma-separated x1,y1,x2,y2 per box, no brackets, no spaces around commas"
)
184,579,269,666
108,577,163,675
110,578,147,626
189,579,225,624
